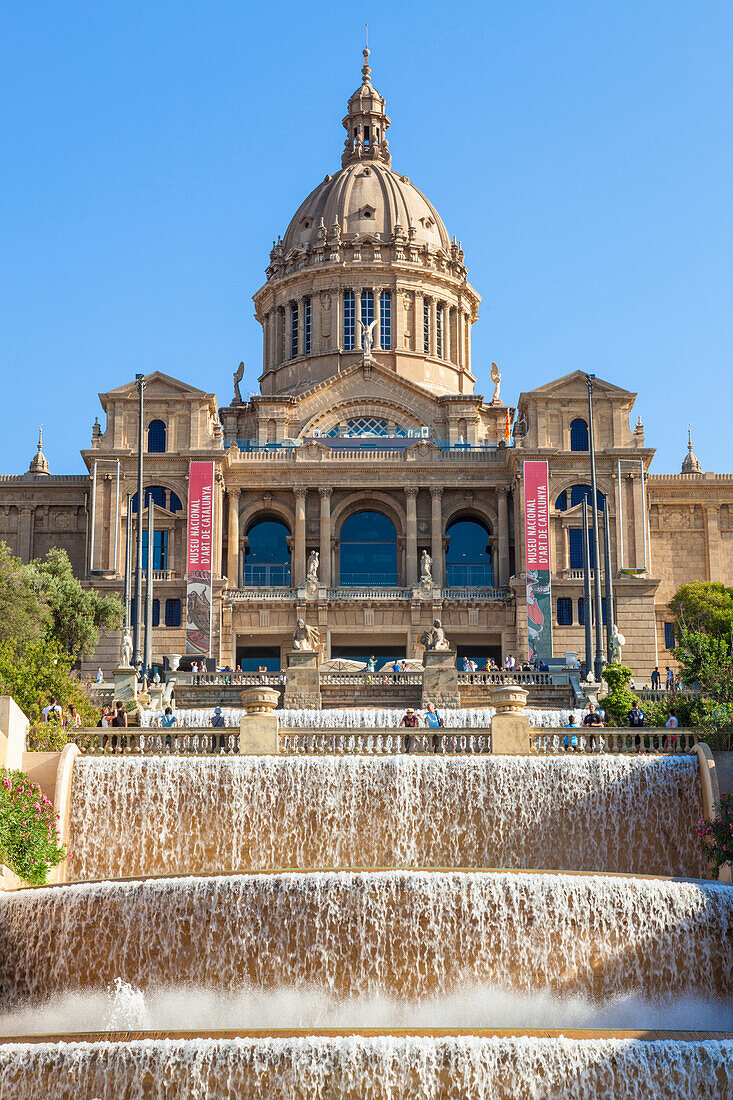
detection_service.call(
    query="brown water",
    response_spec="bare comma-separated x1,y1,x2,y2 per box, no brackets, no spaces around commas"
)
66,755,706,881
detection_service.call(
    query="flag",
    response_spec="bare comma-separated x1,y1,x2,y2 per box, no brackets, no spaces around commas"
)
505,408,511,442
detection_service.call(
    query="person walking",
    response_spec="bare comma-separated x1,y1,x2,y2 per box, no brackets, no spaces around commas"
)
41,697,63,723
665,666,675,690
651,667,661,690
65,704,81,729
110,701,128,752
96,667,104,684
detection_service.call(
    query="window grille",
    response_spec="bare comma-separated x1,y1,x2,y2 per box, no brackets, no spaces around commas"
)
423,300,431,353
380,291,391,349
290,302,299,359
557,598,573,625
147,420,166,453
303,298,311,354
343,291,355,350
436,305,444,358
165,598,182,627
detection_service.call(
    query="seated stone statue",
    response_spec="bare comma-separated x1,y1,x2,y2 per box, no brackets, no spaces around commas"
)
292,617,320,651
419,618,451,651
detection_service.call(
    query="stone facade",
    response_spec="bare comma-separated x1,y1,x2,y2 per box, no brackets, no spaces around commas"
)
1,55,729,681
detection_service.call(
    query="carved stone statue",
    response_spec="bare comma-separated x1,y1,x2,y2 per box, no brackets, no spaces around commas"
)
119,629,133,669
419,618,450,651
306,550,319,583
420,549,432,583
293,617,320,651
490,362,501,405
358,318,378,362
233,361,244,404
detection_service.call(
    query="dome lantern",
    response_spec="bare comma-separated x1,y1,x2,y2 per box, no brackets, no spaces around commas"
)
681,427,702,474
341,48,391,168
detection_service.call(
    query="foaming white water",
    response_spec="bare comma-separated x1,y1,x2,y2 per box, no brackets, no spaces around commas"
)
66,755,706,880
140,706,587,729
1,871,730,1006
2,981,732,1037
1,1035,732,1099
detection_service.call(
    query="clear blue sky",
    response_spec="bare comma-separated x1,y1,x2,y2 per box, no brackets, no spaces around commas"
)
2,1,731,474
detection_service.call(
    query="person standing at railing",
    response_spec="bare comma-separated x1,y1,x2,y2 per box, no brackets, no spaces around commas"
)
211,707,226,753
582,703,604,751
627,702,646,752
422,702,444,751
161,706,178,751
663,710,679,751
651,667,661,690
563,715,580,753
401,707,420,752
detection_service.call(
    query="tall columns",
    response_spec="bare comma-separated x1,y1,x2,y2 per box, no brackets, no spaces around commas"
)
430,298,437,357
226,489,240,588
405,486,418,585
497,488,510,587
319,488,332,587
430,487,444,587
294,488,307,586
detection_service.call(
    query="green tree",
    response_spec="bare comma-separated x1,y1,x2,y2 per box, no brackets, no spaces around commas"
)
669,581,733,637
0,638,98,725
31,548,123,658
674,626,733,704
0,541,49,645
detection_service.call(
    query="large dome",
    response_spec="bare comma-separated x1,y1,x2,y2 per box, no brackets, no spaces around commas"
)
282,161,451,254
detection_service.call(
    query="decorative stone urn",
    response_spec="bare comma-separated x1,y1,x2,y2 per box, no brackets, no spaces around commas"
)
241,686,280,715
165,653,182,672
490,683,529,715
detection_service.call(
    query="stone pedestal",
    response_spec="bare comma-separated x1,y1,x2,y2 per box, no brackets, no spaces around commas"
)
284,650,322,710
490,712,531,754
421,649,460,709
239,713,279,755
114,667,138,703
148,685,164,712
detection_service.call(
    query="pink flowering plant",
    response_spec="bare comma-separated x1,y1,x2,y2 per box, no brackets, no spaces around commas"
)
0,768,66,885
697,791,733,878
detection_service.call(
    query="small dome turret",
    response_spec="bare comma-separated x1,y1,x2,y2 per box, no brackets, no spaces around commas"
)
27,425,50,477
681,427,702,474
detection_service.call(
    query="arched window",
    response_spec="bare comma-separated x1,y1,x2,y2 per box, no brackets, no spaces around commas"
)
380,291,391,349
445,517,493,587
244,517,291,586
131,486,182,513
570,419,589,452
326,417,407,438
343,290,355,350
555,485,606,512
339,511,398,586
147,420,166,453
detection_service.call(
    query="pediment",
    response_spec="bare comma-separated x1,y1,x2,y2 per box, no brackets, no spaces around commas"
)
519,371,635,404
102,371,212,407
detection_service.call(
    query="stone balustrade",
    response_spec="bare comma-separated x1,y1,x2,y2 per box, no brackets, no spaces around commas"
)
224,586,512,602
67,727,700,757
320,671,423,686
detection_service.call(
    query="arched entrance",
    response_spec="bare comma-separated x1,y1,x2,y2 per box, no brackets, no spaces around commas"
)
445,517,494,587
243,517,291,586
339,511,399,586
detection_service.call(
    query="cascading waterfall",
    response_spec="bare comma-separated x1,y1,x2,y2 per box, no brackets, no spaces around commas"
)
1,1036,732,1100
1,871,731,1006
66,755,706,882
140,706,588,729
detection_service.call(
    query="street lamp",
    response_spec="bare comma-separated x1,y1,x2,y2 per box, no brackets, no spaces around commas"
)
586,374,606,682
132,373,146,675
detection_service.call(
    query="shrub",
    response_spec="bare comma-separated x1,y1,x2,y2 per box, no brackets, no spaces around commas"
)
0,769,66,885
0,638,99,726
698,792,733,877
26,721,69,752
601,663,639,726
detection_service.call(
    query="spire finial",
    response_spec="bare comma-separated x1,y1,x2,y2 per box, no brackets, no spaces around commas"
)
37,424,43,452
688,424,693,453
362,25,371,84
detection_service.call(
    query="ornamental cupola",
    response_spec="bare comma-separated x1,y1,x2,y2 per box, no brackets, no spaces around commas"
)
27,426,50,477
341,48,391,168
681,427,702,474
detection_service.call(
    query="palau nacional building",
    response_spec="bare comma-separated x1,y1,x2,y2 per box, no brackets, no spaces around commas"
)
1,52,732,679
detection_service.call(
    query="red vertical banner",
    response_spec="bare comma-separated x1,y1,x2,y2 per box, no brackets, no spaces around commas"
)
523,460,553,662
186,461,215,657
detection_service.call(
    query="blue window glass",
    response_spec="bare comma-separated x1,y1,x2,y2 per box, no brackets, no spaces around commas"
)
147,420,166,453
243,518,291,586
152,599,160,627
281,308,286,361
340,511,398,586
557,598,573,625
142,530,168,571
578,597,607,626
380,291,391,349
132,486,167,512
569,528,595,570
665,622,675,650
570,419,589,452
343,291,355,350
165,598,182,627
578,597,585,625
169,491,183,513
445,518,493,587
290,302,299,359
304,298,311,354
556,486,605,512
361,290,374,333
